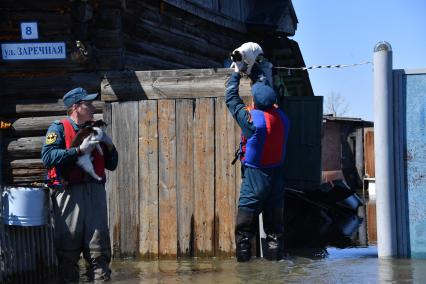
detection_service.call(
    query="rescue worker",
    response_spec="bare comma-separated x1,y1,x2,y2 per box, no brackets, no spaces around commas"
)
41,87,118,283
226,61,290,262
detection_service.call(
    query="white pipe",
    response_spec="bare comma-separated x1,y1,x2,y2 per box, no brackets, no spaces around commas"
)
373,41,398,257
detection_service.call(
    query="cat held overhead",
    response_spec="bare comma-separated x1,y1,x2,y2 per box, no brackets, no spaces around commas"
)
71,119,107,181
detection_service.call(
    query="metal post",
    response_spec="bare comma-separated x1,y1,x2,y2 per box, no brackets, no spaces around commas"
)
373,41,397,257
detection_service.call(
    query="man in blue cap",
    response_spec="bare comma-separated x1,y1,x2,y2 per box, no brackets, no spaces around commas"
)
226,59,290,262
42,87,118,282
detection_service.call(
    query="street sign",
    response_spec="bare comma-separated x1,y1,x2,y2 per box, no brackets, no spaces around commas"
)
1,42,66,60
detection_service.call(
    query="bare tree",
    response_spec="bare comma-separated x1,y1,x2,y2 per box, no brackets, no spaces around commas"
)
324,91,349,117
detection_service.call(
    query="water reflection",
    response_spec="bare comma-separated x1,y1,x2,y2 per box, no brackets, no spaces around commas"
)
110,247,426,283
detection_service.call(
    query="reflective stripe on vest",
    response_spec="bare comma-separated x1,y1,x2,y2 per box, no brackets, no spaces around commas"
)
47,119,106,185
240,106,289,168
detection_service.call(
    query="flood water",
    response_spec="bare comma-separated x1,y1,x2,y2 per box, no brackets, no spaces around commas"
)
109,247,426,283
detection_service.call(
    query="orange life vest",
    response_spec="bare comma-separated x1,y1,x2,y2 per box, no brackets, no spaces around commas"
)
47,119,106,186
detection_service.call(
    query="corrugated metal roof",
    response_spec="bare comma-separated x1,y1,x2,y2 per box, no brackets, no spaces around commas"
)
323,115,374,127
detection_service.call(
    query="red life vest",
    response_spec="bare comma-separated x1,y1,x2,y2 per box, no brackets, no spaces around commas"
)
240,105,290,168
47,119,106,186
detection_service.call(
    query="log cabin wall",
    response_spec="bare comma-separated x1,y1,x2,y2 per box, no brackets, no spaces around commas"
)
1,0,311,186
0,0,126,185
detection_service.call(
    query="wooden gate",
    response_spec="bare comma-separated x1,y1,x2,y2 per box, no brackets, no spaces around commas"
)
103,69,252,258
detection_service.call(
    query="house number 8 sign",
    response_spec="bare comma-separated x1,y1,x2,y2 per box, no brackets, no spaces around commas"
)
21,22,39,40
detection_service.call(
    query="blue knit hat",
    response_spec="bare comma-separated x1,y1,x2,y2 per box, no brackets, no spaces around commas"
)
251,82,277,110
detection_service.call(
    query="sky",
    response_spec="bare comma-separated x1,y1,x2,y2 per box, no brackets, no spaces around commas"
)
290,0,426,121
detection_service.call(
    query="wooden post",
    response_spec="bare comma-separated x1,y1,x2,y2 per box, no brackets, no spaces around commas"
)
176,99,194,257
193,98,215,257
139,100,159,258
214,97,237,256
111,101,139,257
158,100,177,258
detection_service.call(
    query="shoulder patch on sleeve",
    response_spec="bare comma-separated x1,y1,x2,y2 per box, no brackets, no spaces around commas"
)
46,132,58,145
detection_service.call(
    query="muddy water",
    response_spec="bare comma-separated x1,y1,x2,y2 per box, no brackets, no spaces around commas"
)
109,247,426,283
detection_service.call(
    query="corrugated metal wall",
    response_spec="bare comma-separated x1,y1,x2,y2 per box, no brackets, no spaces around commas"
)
281,96,323,190
0,223,57,283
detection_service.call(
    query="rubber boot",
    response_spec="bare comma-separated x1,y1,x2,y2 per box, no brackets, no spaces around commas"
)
235,209,257,262
263,207,284,261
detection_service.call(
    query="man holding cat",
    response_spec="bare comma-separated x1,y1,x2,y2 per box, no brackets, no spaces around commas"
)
41,87,118,283
226,44,290,262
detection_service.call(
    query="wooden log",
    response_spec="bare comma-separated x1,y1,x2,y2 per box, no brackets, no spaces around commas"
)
1,101,103,117
4,136,44,159
193,98,215,256
124,38,221,69
111,101,139,257
4,158,43,170
162,0,247,32
128,2,244,53
0,55,87,74
0,72,101,98
133,18,229,61
214,96,237,256
3,175,45,185
138,100,159,258
9,113,103,137
2,158,46,185
158,100,177,258
124,51,190,72
176,99,194,257
133,20,227,60
101,68,252,102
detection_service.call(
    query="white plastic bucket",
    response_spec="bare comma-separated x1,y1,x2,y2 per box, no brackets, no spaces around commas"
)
2,187,48,226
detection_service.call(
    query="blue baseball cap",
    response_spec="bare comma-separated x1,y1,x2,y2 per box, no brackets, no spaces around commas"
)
63,87,98,108
251,82,277,110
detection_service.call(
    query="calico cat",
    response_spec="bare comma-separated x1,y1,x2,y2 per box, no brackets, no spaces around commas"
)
71,119,107,181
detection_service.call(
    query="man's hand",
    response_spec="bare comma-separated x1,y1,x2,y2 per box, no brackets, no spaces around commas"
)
79,135,99,154
230,61,247,74
98,129,114,151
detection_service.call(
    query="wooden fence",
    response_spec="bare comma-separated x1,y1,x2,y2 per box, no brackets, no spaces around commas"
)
103,69,254,258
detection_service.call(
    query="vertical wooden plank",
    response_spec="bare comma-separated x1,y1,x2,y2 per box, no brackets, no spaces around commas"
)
193,98,215,256
364,130,375,178
215,97,237,256
158,100,177,258
176,99,194,257
109,102,120,257
112,101,139,257
139,100,159,258
367,200,377,244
